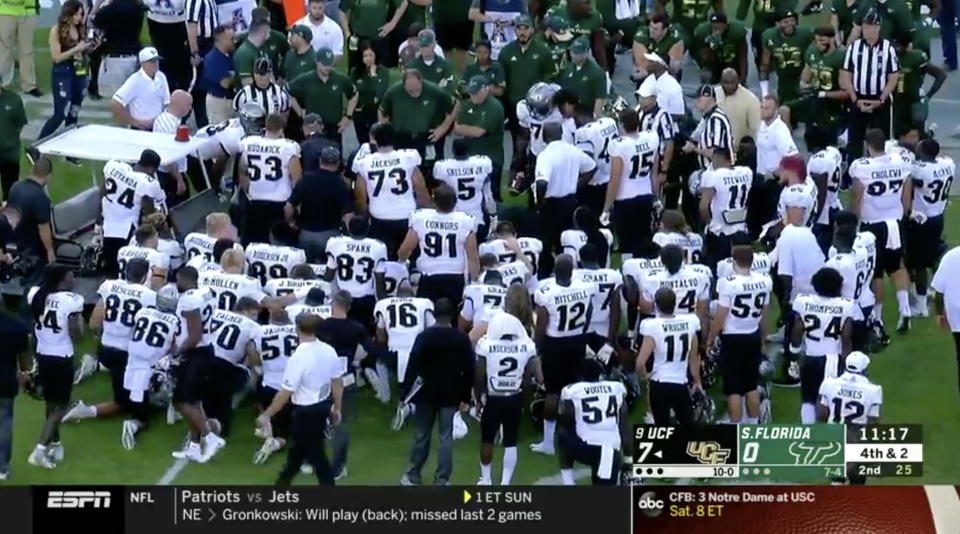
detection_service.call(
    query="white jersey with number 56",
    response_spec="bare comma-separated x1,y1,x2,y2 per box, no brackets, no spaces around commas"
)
534,278,597,338
818,372,883,424
355,149,422,220
561,380,626,448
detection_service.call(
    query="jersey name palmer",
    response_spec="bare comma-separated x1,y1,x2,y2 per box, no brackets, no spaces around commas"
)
553,289,591,306
250,249,296,263
800,302,846,315
245,144,285,155
424,220,463,231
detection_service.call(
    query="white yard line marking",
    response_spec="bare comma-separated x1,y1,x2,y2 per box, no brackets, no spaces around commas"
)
157,458,189,486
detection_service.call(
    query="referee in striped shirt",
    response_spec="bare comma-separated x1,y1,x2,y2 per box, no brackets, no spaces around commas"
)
685,84,733,171
186,0,219,128
840,9,900,161
233,58,291,116
637,81,675,199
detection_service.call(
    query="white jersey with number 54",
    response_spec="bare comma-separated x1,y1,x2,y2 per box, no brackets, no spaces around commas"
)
561,380,626,448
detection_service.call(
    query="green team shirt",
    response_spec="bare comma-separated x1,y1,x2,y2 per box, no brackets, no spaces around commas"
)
560,59,606,108
354,65,391,113
897,49,927,100
735,0,797,28
433,0,471,23
236,30,287,72
762,26,813,80
379,81,456,134
854,0,913,40
830,0,860,40
280,47,316,81
541,36,572,77
671,0,717,31
456,96,506,166
633,24,684,63
694,20,748,66
233,41,265,84
804,44,846,122
461,61,506,94
547,3,605,39
289,70,357,124
912,18,933,57
393,0,427,30
498,39,557,104
345,0,390,38
405,55,456,89
0,90,26,162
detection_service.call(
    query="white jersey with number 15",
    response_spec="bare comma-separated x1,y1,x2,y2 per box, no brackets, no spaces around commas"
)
608,131,659,199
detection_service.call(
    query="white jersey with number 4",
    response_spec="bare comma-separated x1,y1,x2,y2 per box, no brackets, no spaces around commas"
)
478,336,536,395
461,283,507,327
97,280,158,350
639,314,700,383
198,271,266,311
433,156,493,222
716,273,772,334
808,147,843,225
326,236,388,298
240,136,300,202
245,243,307,286
195,118,245,160
259,324,298,391
700,166,754,235
792,294,854,358
608,131,660,199
411,209,476,276
209,309,262,364
534,279,598,338
101,160,164,239
641,266,710,315
560,380,627,448
575,117,618,186
849,154,912,223
374,297,435,381
912,156,955,219
573,268,623,337
819,372,883,424
28,288,84,357
355,149,422,220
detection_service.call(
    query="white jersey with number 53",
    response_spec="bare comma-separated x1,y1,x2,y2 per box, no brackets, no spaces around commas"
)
240,136,300,202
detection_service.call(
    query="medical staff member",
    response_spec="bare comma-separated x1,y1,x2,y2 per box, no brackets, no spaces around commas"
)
110,47,171,130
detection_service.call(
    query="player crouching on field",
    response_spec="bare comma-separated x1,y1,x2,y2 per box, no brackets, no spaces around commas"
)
251,308,297,465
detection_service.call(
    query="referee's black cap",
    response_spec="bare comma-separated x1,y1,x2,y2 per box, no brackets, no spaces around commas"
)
320,146,341,165
696,84,715,98
862,8,881,25
253,57,273,74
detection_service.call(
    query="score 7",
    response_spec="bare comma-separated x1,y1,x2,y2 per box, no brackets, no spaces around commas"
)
636,442,654,463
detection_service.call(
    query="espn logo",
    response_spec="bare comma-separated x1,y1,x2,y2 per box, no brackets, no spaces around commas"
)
47,491,112,508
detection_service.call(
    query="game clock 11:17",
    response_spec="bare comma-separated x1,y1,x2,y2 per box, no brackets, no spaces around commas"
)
845,424,923,444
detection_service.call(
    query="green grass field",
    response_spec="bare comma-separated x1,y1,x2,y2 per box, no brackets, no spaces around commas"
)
3,5,959,486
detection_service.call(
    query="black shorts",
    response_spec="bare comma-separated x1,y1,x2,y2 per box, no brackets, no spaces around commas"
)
348,294,377,328
557,427,622,485
705,230,748,275
242,200,286,246
172,345,215,405
36,354,74,405
851,318,870,353
648,380,692,425
577,184,607,217
861,220,905,278
540,334,587,394
434,20,474,51
612,195,655,258
369,217,409,261
480,393,523,446
719,331,762,396
102,235,131,279
417,273,465,310
799,355,843,404
99,345,130,409
905,214,944,270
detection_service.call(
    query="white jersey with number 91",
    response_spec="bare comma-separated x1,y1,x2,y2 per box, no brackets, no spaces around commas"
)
561,380,626,448
411,209,476,276
240,136,300,202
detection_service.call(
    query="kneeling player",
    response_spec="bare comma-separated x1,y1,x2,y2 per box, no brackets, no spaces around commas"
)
557,359,628,486
121,285,182,449
252,308,299,464
474,312,536,486
374,284,435,403
790,267,854,424
206,297,263,436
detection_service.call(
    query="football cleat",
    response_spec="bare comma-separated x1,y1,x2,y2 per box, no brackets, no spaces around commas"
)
46,443,64,462
173,442,203,462
121,420,138,450
28,448,56,469
897,315,911,333
758,398,772,424
620,465,644,486
528,441,556,456
73,354,98,385
253,438,282,465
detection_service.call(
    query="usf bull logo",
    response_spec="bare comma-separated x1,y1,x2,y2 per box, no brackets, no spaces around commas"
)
686,441,732,465
788,442,843,465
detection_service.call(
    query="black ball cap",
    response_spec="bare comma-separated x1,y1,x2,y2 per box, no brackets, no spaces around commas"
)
320,146,341,164
139,149,161,168
862,9,881,25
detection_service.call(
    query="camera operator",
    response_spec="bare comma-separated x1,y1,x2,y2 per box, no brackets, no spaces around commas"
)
7,158,55,270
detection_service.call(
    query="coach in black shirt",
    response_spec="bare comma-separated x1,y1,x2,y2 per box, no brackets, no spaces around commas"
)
400,299,473,486
8,157,54,268
285,146,353,263
0,310,31,480
300,114,339,174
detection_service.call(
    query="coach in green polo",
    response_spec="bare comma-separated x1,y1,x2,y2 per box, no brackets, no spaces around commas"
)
379,69,458,169
280,26,316,82
454,75,506,201
560,36,607,115
289,47,359,148
404,30,456,90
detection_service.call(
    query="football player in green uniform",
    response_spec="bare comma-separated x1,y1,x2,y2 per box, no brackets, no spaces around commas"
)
545,0,609,69
632,13,685,79
694,12,749,83
893,34,946,135
759,11,813,104
736,0,797,71
829,0,860,44
846,0,913,44
910,14,934,58
666,0,724,51
540,14,576,79
780,26,847,135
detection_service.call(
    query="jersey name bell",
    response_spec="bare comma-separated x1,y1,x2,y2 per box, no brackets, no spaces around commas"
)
534,279,598,337
240,136,300,202
575,117,618,186
411,209,476,275
97,280,158,350
245,244,307,286
850,154,911,223
608,131,660,199
433,156,493,222
326,236,388,298
355,149,422,220
701,166,754,235
478,337,536,395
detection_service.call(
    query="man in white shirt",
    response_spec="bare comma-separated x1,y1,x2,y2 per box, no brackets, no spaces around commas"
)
152,90,192,206
295,0,344,59
257,312,343,484
110,47,171,131
932,246,960,389
534,122,596,279
634,53,685,123
756,96,799,179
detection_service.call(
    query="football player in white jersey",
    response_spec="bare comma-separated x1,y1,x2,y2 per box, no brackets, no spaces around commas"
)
400,186,479,311
117,224,171,288
250,308,299,464
531,254,598,456
264,263,331,304
207,297,262,435
64,259,157,424
637,286,702,425
574,109,618,214
461,268,508,331
480,221,544,294
184,213,238,264
603,109,660,262
804,127,844,253
829,210,879,352
433,139,495,241
557,359,628,485
825,225,868,323
285,286,333,322
621,241,665,338
119,284,181,449
374,284,435,402
474,312,537,486
26,265,85,469
818,351,882,424
776,154,818,228
789,267,854,424
142,212,185,274
654,210,705,266
382,261,410,297
573,244,623,355
561,206,615,267
715,233,772,279
907,139,954,317
245,242,307,286
707,244,772,424
849,129,914,332
697,147,754,272
238,113,302,246
640,245,710,329
353,124,431,259
510,83,569,195
324,216,389,325
99,150,164,278
203,249,309,311
170,266,227,463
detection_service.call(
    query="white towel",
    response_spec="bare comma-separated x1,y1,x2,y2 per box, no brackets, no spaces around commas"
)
598,444,615,480
825,354,840,380
124,368,151,403
883,220,902,250
615,0,640,20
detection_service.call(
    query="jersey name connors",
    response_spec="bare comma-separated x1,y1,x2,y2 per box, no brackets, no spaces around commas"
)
245,244,307,286
355,149,422,220
239,135,300,202
410,209,476,276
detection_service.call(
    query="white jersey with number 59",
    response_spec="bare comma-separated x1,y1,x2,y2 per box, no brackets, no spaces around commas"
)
716,273,772,334
239,136,300,202
818,372,883,424
574,117,618,186
355,149,422,220
534,278,598,338
561,380,626,448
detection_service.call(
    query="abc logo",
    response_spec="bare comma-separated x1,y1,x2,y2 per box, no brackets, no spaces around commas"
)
637,491,665,518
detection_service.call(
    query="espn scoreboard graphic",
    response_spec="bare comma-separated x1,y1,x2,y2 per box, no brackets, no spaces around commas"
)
633,424,924,481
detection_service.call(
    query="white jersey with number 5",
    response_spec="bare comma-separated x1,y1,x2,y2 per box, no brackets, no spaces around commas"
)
641,266,710,315
374,297,435,380
97,280,158,350
575,117,618,186
700,165,754,235
716,273,772,334
534,279,598,337
478,336,536,395
608,131,659,199
638,314,700,383
792,294,854,357
355,149,422,220
245,244,307,286
573,268,623,337
326,236,388,298
561,380,626,448
460,283,507,327
209,309,262,364
28,289,84,357
198,271,266,311
411,209,476,276
818,372,883,424
240,136,300,202
850,154,911,223
808,147,843,225
260,324,298,390
433,156,492,222
912,156,955,219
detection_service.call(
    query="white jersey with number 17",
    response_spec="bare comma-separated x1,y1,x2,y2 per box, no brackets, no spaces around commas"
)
355,149,422,220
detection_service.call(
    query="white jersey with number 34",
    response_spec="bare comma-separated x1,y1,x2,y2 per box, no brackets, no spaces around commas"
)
575,117,618,186
28,289,84,357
